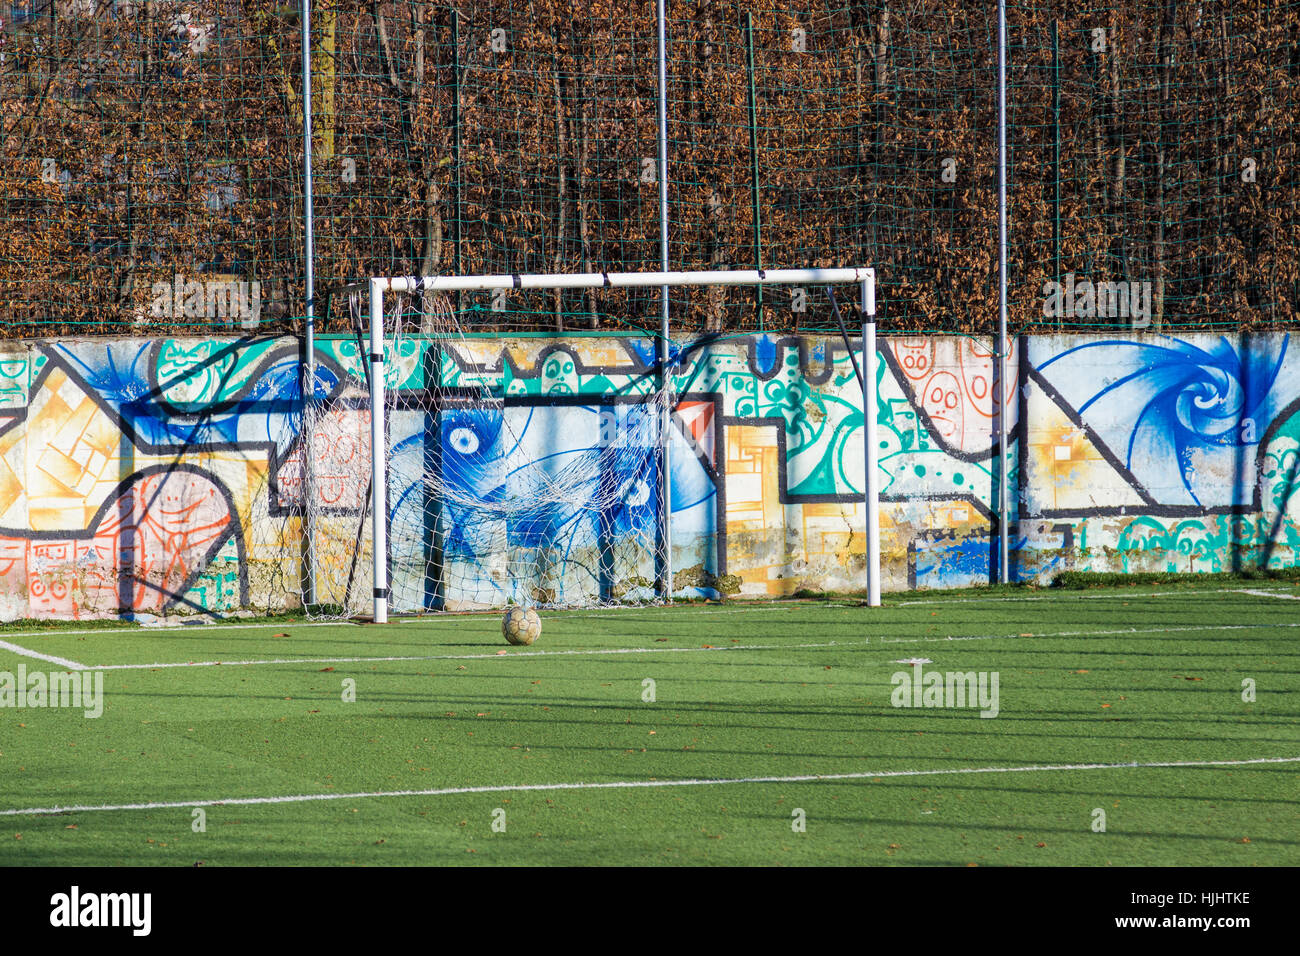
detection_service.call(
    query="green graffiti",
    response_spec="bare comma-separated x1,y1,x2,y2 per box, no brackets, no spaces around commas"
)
157,339,280,407
0,354,29,409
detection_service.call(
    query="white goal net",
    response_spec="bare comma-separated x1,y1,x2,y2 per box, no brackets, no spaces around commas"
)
302,268,876,621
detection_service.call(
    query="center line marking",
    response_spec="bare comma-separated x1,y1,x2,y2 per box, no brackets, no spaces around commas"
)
3,755,1296,818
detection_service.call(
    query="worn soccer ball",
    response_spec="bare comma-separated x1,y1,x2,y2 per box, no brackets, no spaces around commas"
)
503,606,542,645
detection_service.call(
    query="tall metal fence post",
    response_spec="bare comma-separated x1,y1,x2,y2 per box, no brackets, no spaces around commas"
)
301,0,318,608
655,0,672,603
1052,18,1061,320
746,11,764,330
452,8,463,315
997,0,1010,585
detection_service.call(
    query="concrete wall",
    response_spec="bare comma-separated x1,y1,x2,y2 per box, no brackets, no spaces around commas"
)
0,332,1294,619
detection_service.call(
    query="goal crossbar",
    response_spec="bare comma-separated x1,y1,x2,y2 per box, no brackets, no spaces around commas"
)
349,267,874,297
360,267,878,622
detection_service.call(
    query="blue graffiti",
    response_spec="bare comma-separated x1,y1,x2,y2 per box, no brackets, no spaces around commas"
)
49,343,336,456
386,402,713,608
1037,335,1292,507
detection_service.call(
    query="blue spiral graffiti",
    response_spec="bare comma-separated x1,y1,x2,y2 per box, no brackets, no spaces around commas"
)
1040,335,1288,505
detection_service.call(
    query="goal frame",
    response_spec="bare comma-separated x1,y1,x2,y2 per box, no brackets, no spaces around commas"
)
354,267,878,623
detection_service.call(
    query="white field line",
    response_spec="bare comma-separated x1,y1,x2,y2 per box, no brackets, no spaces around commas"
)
1234,589,1300,601
0,620,357,644
87,639,876,671
400,604,813,622
881,620,1300,643
889,586,1299,607
398,587,1293,620
3,755,1297,819
80,618,1300,672
0,639,86,671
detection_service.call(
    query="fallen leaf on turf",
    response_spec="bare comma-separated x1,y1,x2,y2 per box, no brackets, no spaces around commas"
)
1036,842,1046,848
319,667,335,672
65,825,77,829
701,644,713,648
1240,837,1251,843
1074,669,1089,674
273,633,289,638
655,638,668,642
1101,703,1111,708
1019,633,1033,637
496,650,507,655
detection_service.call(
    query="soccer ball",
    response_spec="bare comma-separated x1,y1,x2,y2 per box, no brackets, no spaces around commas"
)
502,606,542,646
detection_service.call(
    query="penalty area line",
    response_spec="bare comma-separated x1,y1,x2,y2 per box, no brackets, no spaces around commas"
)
889,585,1299,607
1233,588,1300,601
0,639,86,671
4,755,1298,818
81,618,1300,671
0,619,359,645
84,638,883,671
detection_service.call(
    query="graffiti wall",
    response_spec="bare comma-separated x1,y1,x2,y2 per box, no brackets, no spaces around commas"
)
0,331,1293,619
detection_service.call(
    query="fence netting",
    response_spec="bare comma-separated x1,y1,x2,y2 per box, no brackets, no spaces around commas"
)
1,1,1296,336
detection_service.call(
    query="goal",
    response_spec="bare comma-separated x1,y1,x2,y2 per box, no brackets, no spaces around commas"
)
309,268,878,622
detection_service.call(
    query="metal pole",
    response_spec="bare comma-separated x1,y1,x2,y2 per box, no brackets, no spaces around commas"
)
301,0,317,607
656,0,672,603
370,279,388,624
452,8,463,316
862,271,880,606
1052,18,1061,309
745,11,763,329
997,0,1010,584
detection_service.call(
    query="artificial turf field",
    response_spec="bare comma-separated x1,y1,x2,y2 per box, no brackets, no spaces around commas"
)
1,581,1297,867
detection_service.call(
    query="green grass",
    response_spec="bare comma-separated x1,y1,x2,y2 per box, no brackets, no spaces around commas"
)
1,582,1298,866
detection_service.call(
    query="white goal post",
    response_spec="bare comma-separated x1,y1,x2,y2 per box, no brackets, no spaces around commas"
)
357,267,879,623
